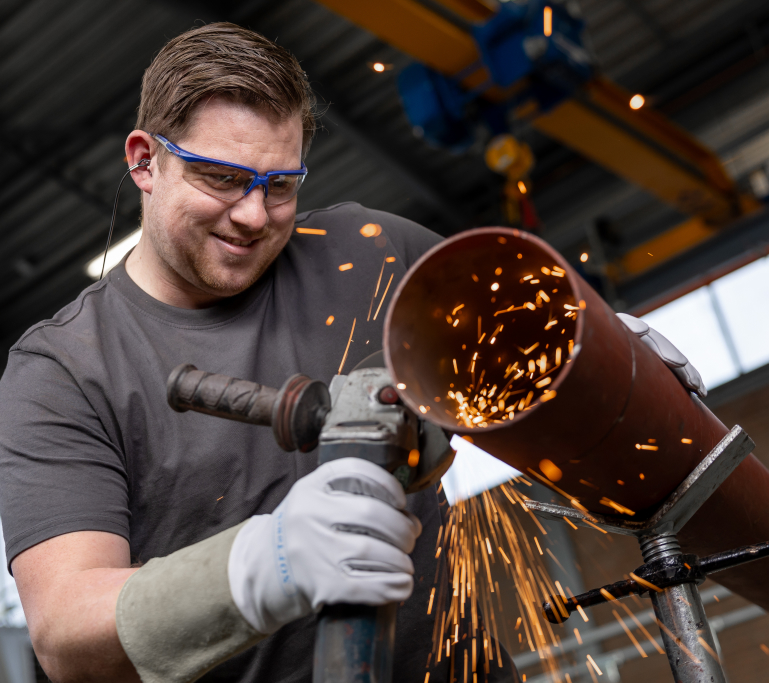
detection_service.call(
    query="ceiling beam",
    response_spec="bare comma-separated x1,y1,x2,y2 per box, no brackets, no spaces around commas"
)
620,207,769,313
617,0,671,47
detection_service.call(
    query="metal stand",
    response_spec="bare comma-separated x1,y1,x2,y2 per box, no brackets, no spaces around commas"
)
524,426,769,683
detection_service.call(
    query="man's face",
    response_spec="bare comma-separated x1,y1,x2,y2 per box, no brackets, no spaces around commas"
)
142,98,304,301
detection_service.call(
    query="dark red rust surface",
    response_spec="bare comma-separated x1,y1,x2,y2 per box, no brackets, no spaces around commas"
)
384,227,769,609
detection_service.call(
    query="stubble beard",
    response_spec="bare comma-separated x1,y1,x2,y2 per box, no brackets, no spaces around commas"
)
194,232,271,296
153,217,295,300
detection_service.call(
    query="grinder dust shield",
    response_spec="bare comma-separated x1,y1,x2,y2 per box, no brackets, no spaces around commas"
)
384,227,769,609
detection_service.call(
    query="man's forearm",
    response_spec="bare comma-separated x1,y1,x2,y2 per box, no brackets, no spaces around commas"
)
15,524,262,683
31,567,140,683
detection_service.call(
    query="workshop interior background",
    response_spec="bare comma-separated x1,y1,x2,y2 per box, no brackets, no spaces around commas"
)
0,0,769,681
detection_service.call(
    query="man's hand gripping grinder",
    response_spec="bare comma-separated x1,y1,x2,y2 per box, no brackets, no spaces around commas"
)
166,354,455,683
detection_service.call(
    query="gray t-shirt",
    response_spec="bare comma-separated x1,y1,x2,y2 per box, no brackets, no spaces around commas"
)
0,202,454,682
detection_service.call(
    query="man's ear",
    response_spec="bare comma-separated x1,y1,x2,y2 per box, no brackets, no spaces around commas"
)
125,131,154,194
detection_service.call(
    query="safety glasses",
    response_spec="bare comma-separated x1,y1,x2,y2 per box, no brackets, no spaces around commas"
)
150,133,307,205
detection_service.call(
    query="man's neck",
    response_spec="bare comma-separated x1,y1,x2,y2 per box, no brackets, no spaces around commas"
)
125,236,223,309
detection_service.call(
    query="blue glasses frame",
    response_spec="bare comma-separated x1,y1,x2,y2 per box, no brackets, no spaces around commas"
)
150,133,307,203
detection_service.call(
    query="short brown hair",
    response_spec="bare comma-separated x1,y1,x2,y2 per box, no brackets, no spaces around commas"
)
137,22,317,158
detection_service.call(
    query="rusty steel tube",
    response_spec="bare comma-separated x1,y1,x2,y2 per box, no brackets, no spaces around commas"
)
383,227,769,608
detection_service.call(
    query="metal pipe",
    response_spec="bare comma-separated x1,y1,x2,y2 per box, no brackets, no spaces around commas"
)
383,227,769,609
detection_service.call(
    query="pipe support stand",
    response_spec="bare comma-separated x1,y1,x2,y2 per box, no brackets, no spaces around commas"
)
651,582,725,683
638,531,726,683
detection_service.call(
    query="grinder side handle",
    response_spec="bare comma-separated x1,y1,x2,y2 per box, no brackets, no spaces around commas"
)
167,364,278,425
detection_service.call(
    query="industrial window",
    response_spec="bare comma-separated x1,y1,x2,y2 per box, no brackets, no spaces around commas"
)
642,255,769,390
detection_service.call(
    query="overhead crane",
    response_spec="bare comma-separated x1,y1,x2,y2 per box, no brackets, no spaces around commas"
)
314,0,762,285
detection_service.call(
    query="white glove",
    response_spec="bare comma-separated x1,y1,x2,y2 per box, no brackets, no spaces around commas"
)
228,457,422,635
617,312,707,398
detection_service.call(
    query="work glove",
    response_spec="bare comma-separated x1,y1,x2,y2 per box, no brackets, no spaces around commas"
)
616,312,707,398
228,457,423,635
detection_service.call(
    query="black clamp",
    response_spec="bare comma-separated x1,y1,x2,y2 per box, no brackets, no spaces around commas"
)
543,543,769,623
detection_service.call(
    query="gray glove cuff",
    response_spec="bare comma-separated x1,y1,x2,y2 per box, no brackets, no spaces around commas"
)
116,521,265,683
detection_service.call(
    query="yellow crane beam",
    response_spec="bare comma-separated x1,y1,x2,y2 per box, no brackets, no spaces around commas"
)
315,0,760,278
532,79,739,225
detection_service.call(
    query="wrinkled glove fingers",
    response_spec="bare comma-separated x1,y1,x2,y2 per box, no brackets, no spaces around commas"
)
331,571,414,606
329,496,422,553
616,312,649,336
323,458,407,509
672,364,707,398
640,329,689,367
338,535,415,575
617,312,707,398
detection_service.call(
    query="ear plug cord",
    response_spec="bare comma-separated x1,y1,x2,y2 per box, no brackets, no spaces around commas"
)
100,158,150,280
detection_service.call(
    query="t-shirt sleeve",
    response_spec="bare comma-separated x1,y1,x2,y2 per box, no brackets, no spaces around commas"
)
0,350,130,571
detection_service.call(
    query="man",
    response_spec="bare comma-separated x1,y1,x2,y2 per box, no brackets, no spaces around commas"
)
0,21,705,683
0,22,516,683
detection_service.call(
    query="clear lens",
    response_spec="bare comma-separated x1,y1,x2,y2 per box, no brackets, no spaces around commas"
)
178,156,305,205
265,173,305,205
182,161,254,201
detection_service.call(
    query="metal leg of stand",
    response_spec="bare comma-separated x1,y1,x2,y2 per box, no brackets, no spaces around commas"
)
313,603,397,683
639,534,725,683
651,584,725,683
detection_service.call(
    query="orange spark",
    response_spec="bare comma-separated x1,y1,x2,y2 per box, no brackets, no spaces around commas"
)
612,610,647,658
373,273,394,320
539,458,562,482
586,655,602,676
360,223,382,237
338,318,356,374
543,6,553,36
599,497,635,516
617,601,664,654
629,572,663,593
